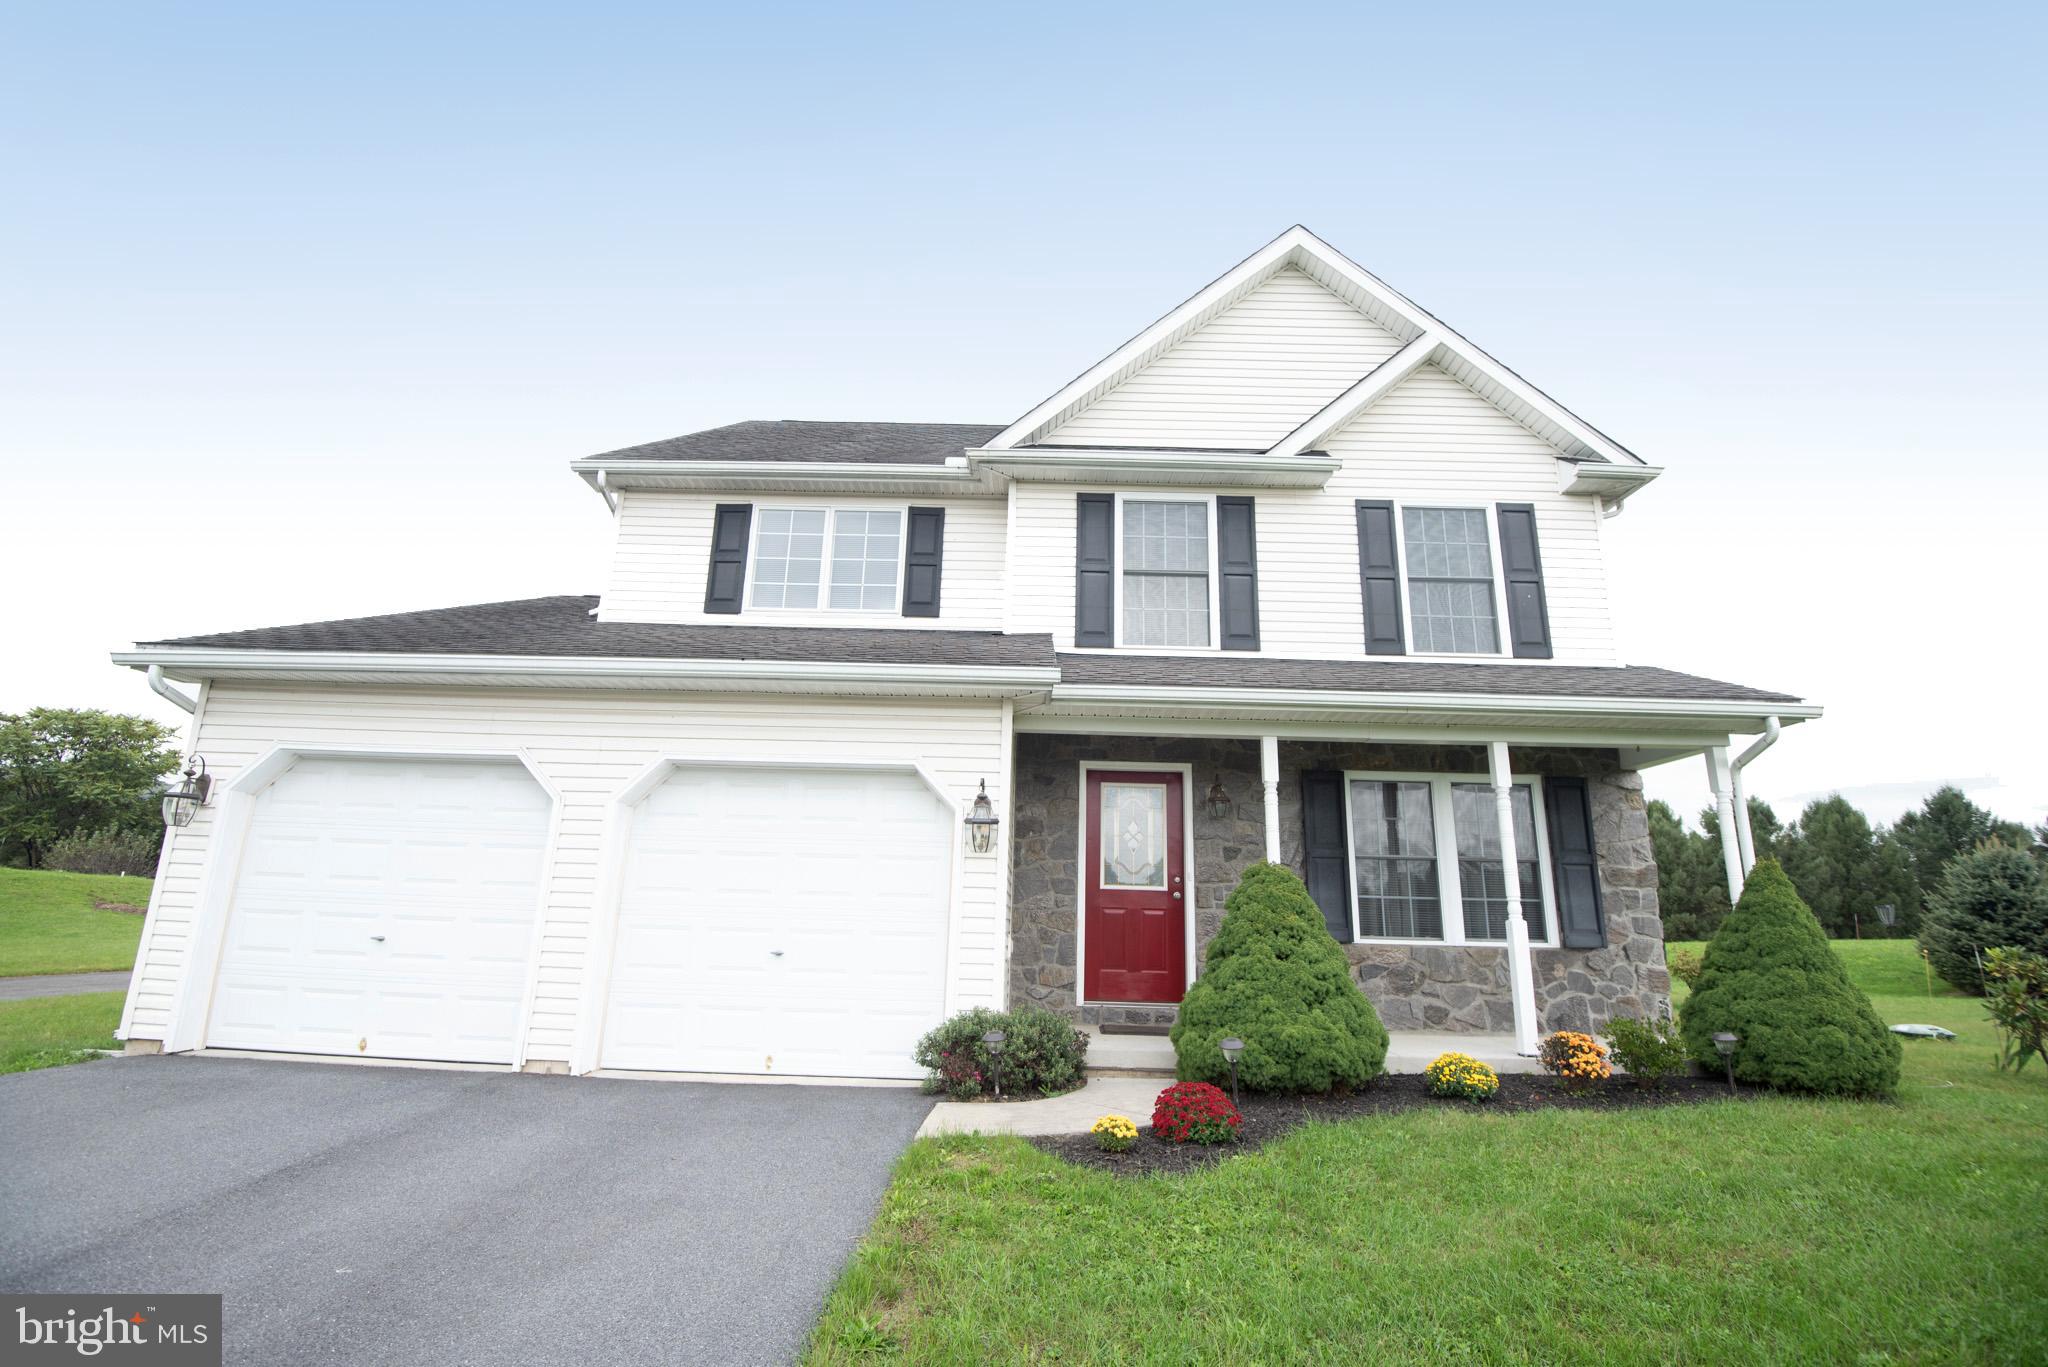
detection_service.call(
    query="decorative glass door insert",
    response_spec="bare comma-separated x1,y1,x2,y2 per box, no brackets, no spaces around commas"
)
1100,782,1168,889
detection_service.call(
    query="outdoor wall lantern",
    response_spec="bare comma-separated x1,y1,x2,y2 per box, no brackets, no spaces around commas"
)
1711,1031,1740,1096
964,780,1000,854
1204,776,1233,820
982,1028,1006,1098
1219,1036,1245,1107
160,755,212,829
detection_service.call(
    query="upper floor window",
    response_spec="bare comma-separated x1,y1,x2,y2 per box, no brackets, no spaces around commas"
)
1120,498,1213,648
748,506,902,612
1401,507,1500,654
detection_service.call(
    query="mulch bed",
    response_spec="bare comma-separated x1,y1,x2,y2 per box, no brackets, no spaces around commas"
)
1029,1072,1761,1176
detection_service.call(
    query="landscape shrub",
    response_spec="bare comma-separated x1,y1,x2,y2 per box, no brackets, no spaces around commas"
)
1681,858,1901,1096
1423,1051,1499,1101
1981,948,2048,1073
1537,1031,1610,1092
1668,948,1705,990
1091,1114,1138,1153
1151,1081,1241,1145
1601,1013,1688,1088
1170,862,1387,1092
913,1006,1088,1100
1918,843,2048,994
42,826,161,877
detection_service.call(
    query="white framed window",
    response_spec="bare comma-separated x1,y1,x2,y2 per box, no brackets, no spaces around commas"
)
1114,494,1218,649
1341,771,1555,945
745,505,904,613
1399,505,1506,655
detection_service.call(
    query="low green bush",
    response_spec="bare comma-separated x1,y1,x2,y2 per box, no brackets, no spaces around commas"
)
42,826,161,877
1601,1013,1688,1088
1982,948,2048,1073
1681,858,1901,1096
1668,948,1704,990
913,1006,1088,1099
1170,862,1387,1093
1918,843,2048,994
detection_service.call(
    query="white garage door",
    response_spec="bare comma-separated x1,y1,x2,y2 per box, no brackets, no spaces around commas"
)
205,756,551,1064
600,766,953,1079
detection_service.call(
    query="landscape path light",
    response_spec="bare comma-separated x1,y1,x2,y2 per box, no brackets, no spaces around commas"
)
1711,1031,1740,1096
982,1028,1006,1099
1219,1036,1245,1107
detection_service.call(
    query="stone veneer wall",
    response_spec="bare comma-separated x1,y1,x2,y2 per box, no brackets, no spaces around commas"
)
1008,735,1670,1034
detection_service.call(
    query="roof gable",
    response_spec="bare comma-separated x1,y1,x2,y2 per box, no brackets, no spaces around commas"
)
984,226,1646,467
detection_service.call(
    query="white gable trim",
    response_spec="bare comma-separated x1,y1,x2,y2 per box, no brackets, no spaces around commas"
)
1266,332,1443,458
988,226,1647,468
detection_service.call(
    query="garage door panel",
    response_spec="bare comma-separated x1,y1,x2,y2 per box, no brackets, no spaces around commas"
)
600,766,952,1079
205,757,550,1065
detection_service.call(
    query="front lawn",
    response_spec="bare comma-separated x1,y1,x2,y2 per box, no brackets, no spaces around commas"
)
0,866,150,976
0,991,124,1074
808,940,2047,1364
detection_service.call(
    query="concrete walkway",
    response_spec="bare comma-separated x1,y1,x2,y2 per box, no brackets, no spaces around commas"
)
0,970,131,1000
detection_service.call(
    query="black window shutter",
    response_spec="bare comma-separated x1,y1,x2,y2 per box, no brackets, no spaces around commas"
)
1074,493,1115,647
1300,769,1354,943
1215,495,1260,651
703,503,753,614
1545,776,1605,949
1355,500,1405,655
1496,504,1553,659
902,506,945,617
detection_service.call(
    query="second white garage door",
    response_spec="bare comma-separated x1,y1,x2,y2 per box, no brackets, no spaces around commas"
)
599,765,954,1079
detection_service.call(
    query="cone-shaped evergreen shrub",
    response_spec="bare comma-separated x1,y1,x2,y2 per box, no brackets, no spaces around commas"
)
1170,862,1387,1092
1918,842,2048,994
1680,858,1901,1096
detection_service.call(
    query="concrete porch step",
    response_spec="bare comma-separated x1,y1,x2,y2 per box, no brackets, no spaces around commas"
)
1083,1025,1176,1076
1081,1028,1543,1079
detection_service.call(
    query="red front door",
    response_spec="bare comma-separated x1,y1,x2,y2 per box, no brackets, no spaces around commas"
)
1083,770,1186,1004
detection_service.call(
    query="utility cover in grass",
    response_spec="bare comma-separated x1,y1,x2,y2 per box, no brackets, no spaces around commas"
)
1680,858,1902,1097
1171,862,1388,1092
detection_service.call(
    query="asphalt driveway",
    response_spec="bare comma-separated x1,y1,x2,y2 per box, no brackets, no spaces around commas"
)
0,1056,932,1365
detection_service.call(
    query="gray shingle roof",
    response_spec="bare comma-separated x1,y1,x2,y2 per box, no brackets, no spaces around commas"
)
1054,653,1802,704
586,421,1006,466
142,597,1057,670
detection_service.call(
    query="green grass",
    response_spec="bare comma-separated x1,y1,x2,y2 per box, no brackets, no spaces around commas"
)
808,941,2046,1365
1668,936,1963,1003
0,866,150,976
0,991,124,1073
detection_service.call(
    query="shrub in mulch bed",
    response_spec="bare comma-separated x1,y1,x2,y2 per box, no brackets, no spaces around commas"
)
1028,1071,1764,1176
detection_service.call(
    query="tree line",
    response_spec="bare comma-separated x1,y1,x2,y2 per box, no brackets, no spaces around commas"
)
0,708,181,874
1651,784,2045,941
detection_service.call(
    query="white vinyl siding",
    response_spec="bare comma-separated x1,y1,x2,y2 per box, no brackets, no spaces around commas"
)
600,491,1005,630
1036,268,1407,450
121,684,1010,1065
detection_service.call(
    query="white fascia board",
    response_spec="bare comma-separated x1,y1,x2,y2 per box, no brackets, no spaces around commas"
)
966,448,1339,488
1044,682,1821,725
569,459,995,495
1265,333,1442,458
1562,462,1663,497
112,648,1060,694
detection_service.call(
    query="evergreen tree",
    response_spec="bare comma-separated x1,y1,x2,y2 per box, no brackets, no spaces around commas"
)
1171,862,1388,1092
1777,796,1918,938
1681,859,1901,1096
1894,786,2020,893
0,708,180,868
1918,843,2048,994
1648,799,1731,940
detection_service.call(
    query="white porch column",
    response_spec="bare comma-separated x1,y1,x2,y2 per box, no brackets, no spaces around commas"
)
1705,746,1744,905
1489,740,1539,1057
1259,735,1282,863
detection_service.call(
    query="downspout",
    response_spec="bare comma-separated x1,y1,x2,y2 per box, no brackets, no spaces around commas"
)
1729,716,1782,875
146,665,197,714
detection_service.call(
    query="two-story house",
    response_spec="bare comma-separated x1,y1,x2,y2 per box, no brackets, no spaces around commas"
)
113,227,1815,1081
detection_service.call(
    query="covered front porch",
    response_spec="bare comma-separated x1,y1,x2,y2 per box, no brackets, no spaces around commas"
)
1005,687,1802,1057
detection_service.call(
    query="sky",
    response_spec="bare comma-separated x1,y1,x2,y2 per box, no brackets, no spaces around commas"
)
2,2,2042,833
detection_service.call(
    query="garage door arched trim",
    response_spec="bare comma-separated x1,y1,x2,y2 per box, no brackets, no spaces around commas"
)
161,743,563,1066
572,754,963,1077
